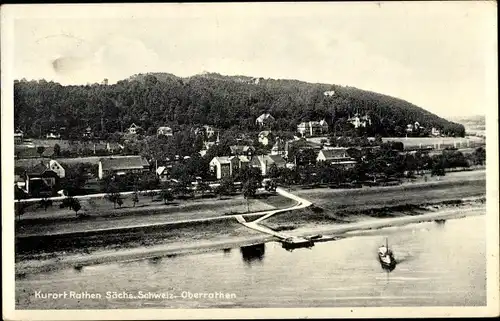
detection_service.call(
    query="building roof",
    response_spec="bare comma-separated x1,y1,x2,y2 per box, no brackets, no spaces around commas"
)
99,156,145,171
157,126,172,133
238,155,250,162
256,113,275,123
253,155,286,167
318,148,349,160
156,166,167,175
230,145,254,154
267,154,286,166
26,162,57,176
258,130,271,137
210,156,237,165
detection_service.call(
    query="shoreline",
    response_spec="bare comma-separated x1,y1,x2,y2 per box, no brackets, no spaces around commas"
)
16,201,485,277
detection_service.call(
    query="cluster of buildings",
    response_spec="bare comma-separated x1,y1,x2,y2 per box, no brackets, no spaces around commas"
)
406,121,442,137
208,138,357,180
15,155,151,197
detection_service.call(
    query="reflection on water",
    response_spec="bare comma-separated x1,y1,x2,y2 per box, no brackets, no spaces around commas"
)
16,214,486,309
240,243,266,264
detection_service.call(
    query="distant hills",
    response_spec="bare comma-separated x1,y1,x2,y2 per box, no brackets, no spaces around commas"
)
14,72,465,139
450,115,485,130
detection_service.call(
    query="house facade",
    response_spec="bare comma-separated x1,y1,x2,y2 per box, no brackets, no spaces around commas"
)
14,129,24,144
255,113,275,128
127,123,142,135
271,138,287,157
46,131,61,139
250,155,286,176
258,131,272,146
157,126,173,137
348,114,371,128
297,120,329,137
98,156,149,179
209,156,239,180
316,148,357,168
83,127,93,139
25,163,60,197
431,127,441,136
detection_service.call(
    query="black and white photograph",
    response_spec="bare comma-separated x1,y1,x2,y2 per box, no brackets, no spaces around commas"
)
2,2,498,319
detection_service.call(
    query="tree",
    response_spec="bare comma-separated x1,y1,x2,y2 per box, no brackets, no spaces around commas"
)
15,202,26,221
160,181,174,204
105,183,123,209
61,163,90,195
70,198,82,216
242,181,256,213
132,191,139,207
197,181,212,197
39,197,53,211
431,156,446,176
472,147,486,165
60,196,82,216
53,143,61,157
36,146,45,157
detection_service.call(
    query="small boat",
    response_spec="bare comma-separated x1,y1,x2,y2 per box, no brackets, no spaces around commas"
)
378,238,397,271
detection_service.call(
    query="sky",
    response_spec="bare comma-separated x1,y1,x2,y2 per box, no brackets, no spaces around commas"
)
7,2,497,118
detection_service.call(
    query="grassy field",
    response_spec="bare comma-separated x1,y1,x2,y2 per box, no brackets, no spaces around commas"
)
16,191,295,236
261,170,485,229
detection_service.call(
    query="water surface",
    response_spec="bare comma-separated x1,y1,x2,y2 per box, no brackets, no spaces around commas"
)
16,214,486,308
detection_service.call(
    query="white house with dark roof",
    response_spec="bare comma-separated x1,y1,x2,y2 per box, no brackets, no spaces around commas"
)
209,156,239,179
250,155,286,176
98,156,149,179
316,148,357,168
127,123,142,135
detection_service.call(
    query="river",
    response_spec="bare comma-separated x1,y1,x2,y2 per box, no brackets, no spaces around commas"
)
16,214,486,309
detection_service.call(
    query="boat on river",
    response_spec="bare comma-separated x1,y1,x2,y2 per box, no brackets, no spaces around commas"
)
378,238,397,271
281,236,314,251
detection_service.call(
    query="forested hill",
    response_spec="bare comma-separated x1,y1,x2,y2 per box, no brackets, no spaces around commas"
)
14,72,465,138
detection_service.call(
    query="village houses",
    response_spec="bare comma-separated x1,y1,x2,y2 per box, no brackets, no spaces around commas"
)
348,113,372,129
323,90,335,97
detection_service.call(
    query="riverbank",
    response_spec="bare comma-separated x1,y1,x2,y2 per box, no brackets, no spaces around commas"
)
16,202,485,277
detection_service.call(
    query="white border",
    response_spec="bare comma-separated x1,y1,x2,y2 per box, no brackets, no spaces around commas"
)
1,3,498,320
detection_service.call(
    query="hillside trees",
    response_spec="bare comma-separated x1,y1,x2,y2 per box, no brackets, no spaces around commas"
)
14,74,465,140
